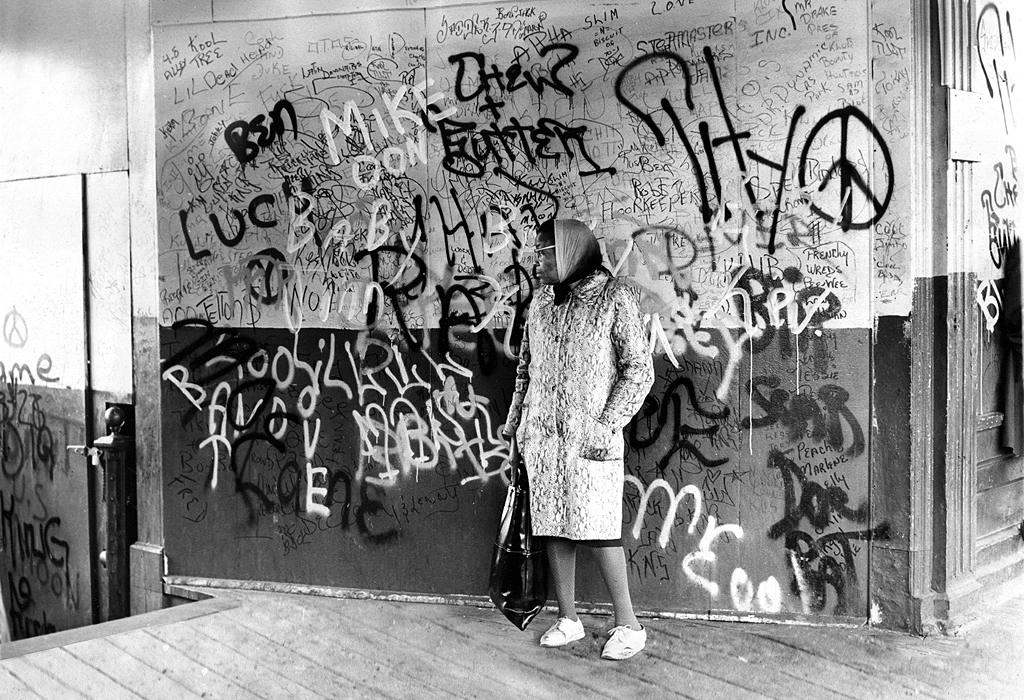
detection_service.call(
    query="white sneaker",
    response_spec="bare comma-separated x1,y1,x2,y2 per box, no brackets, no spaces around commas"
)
601,625,646,660
539,616,585,647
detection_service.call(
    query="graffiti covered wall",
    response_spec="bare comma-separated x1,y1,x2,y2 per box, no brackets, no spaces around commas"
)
973,2,1021,334
156,0,912,618
969,1,1024,567
0,177,92,640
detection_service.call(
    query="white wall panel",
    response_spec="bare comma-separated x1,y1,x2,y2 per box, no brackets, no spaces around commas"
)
152,0,212,25
0,0,128,180
87,171,134,395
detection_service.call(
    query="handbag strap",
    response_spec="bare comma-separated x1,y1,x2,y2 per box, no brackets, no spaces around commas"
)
510,436,527,491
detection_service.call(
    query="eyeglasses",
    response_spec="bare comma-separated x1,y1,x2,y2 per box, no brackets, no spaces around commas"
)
534,244,555,253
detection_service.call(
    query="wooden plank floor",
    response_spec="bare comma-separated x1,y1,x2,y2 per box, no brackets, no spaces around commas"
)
1,585,1022,699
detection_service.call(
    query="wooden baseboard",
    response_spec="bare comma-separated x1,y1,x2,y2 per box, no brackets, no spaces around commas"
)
0,596,236,660
162,575,864,627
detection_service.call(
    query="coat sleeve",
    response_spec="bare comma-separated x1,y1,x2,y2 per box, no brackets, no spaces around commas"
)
598,282,655,429
503,315,531,438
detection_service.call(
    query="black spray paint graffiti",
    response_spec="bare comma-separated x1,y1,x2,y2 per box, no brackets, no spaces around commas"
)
977,2,1018,134
630,231,847,368
162,318,300,523
232,188,534,375
6,573,57,638
169,451,400,545
729,264,845,359
627,375,731,472
976,145,1018,331
614,46,894,255
1,383,58,483
347,222,510,371
1,492,78,637
177,176,315,261
742,378,865,457
163,318,508,544
438,43,617,181
765,448,888,615
0,381,80,639
224,98,299,165
982,144,1019,270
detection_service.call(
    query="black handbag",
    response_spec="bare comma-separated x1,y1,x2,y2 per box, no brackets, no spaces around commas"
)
488,445,548,630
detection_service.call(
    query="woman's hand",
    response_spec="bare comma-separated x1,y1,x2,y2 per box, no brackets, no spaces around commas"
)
581,415,616,460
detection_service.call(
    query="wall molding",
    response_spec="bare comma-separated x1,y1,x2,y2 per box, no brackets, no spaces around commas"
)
903,0,945,633
128,0,166,610
162,576,866,628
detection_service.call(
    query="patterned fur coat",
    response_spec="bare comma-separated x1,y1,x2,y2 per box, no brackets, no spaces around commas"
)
506,271,655,540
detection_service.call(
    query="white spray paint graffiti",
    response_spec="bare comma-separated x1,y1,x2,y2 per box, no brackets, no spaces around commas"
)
625,477,782,614
162,325,512,511
641,257,840,402
348,336,509,486
976,278,1003,333
681,515,744,598
320,79,456,189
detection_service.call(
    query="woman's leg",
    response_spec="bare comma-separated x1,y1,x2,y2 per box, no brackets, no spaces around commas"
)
546,538,578,619
592,546,641,630
0,577,9,642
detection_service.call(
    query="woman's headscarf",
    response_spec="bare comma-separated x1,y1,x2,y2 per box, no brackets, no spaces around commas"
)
542,219,606,305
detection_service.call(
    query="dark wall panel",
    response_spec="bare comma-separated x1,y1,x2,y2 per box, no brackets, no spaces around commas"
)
161,326,510,593
162,325,878,617
0,387,90,639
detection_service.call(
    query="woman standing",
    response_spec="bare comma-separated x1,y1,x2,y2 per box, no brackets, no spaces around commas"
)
503,219,655,660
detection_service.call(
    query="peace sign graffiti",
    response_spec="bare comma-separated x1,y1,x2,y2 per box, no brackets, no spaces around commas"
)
798,106,894,232
2,307,28,348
